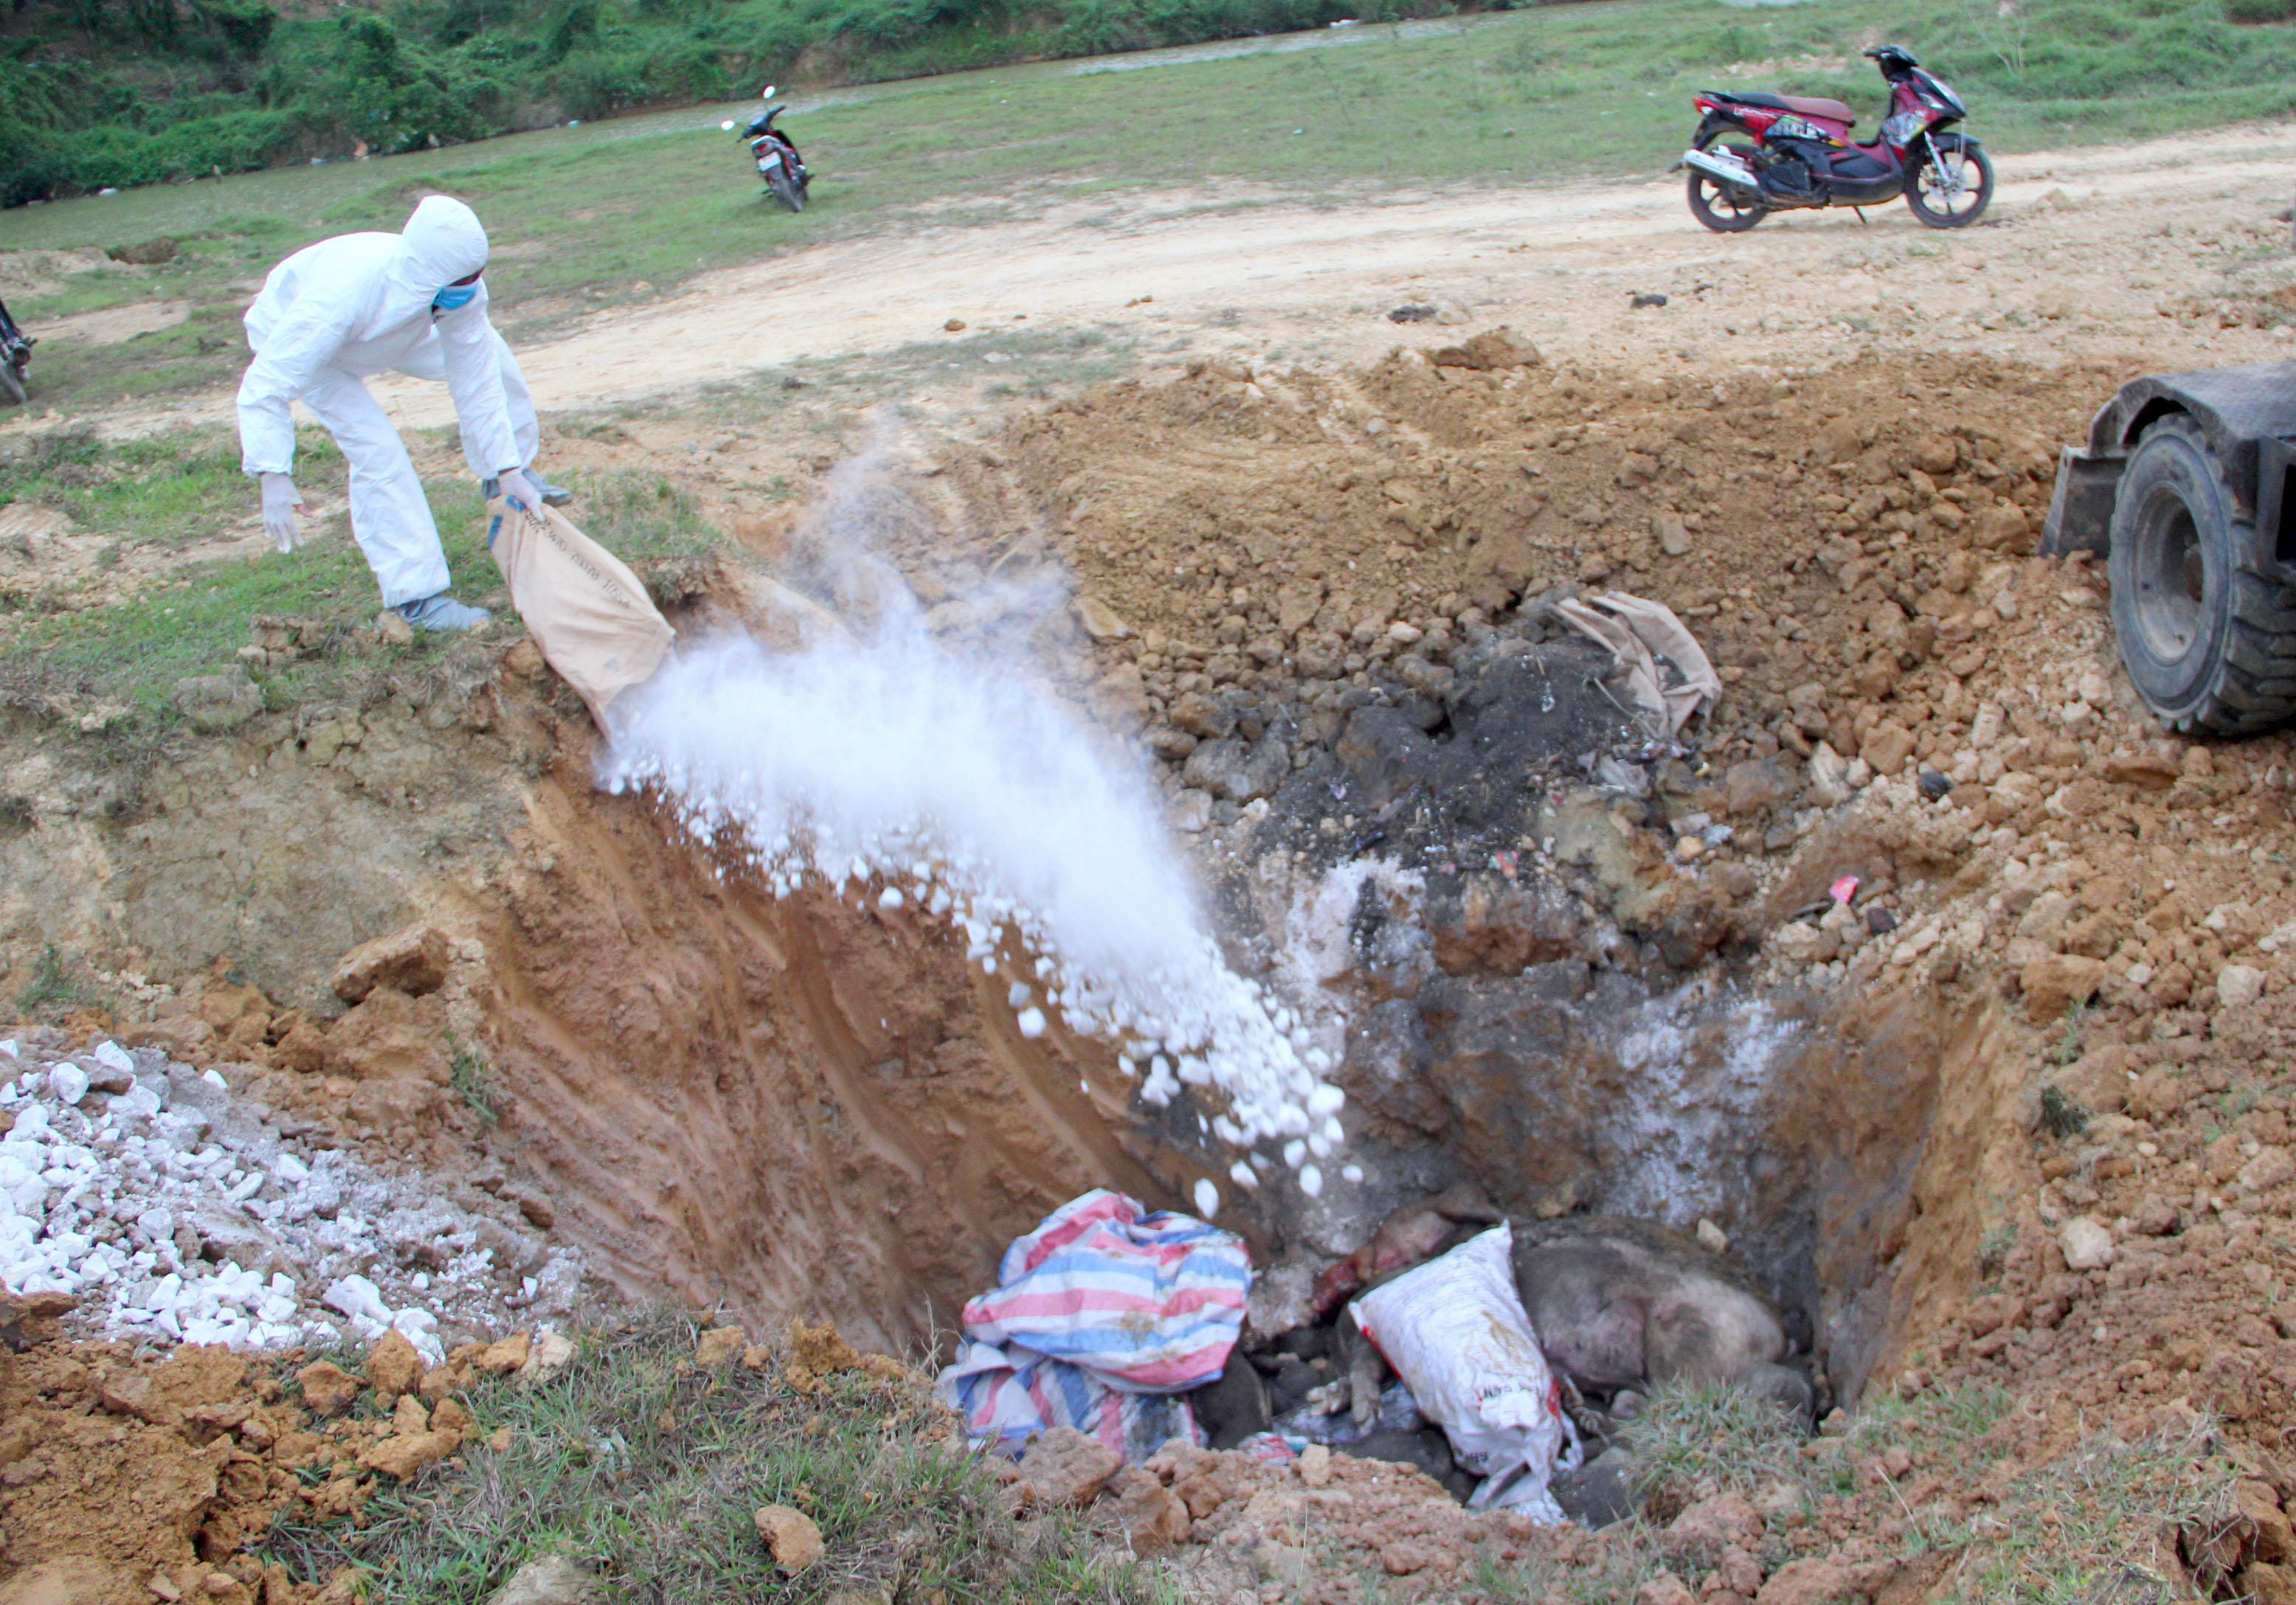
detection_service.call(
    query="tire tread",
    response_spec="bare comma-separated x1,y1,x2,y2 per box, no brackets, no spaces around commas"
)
2109,415,2296,736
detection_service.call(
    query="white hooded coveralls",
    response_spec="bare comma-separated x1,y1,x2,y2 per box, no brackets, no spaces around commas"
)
237,195,539,608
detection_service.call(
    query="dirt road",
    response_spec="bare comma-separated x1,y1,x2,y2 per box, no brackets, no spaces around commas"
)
362,124,2296,427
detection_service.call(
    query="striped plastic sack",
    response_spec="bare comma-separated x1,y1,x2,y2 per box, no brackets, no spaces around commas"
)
938,1189,1251,1459
939,1342,1203,1461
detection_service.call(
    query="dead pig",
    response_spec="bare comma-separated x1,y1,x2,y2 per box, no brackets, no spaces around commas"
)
1510,1216,1811,1425
1310,1180,1504,1319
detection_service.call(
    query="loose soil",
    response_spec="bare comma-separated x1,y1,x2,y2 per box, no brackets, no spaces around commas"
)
0,122,2292,1602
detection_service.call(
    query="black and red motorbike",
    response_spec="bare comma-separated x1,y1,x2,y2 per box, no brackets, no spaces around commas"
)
1676,45,1992,233
722,86,810,213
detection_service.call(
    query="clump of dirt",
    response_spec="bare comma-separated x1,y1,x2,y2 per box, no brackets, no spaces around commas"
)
0,1296,567,1604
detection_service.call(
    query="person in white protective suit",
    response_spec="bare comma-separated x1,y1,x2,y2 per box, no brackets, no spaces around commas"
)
237,195,571,631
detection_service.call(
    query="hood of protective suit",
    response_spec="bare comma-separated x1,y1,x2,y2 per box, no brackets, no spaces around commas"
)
393,195,490,294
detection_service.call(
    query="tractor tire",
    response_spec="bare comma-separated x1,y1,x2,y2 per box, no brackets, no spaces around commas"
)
2107,415,2296,735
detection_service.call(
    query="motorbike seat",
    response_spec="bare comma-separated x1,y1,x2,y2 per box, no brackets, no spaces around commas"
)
1717,90,1857,126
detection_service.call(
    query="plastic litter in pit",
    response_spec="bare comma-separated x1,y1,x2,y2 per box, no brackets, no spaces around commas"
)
598,628,1352,1196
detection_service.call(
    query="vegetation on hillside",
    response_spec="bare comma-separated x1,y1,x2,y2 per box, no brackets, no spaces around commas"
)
4,0,2294,209
0,0,1412,206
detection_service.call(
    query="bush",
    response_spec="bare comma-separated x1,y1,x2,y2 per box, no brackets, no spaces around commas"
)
2225,0,2296,22
43,109,301,192
190,0,278,57
331,13,502,154
0,126,69,210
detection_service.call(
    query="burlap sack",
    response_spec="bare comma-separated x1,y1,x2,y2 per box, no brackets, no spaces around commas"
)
485,496,674,726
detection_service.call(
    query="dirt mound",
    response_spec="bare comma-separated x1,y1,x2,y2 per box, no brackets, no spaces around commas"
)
0,1306,572,1604
995,347,2092,693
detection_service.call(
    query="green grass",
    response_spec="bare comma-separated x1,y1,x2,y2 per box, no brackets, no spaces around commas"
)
263,1308,1178,1605
1817,1379,2014,1504
0,427,259,547
0,422,736,729
1619,1378,1810,1503
5,0,2289,212
573,468,718,560
11,943,96,1019
1615,1379,2238,1603
1934,1415,2242,1604
448,1039,501,1125
0,426,491,719
4,0,2292,411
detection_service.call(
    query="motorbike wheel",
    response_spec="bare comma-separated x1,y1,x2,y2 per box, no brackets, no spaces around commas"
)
1686,141,1767,233
0,358,24,408
1905,134,1993,229
767,167,806,213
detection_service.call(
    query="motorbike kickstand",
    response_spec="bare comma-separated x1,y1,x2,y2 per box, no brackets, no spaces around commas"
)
1853,207,1869,225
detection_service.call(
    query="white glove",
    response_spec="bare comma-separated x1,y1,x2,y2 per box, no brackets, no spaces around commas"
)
496,468,543,514
260,473,303,554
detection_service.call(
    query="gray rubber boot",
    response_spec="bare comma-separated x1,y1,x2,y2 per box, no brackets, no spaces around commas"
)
394,592,493,632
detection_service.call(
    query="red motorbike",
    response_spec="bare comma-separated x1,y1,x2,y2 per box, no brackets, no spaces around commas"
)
721,85,810,213
1676,45,1992,233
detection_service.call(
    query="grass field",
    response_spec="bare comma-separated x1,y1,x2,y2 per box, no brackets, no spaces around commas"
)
4,0,2292,416
0,420,729,727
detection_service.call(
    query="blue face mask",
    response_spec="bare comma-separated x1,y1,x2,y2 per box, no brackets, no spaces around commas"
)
433,283,479,312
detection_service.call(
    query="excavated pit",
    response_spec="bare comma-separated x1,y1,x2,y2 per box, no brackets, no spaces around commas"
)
472,652,1996,1409
458,346,2115,1407
0,344,2119,1416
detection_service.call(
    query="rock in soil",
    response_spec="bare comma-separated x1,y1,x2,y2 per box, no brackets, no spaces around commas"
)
485,1555,604,1605
332,922,450,1003
1019,1424,1124,1508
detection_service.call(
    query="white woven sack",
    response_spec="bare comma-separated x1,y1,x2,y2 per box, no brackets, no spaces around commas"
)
1351,1222,1580,1520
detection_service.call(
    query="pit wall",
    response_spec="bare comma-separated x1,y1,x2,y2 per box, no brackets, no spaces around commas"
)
475,752,1207,1350
476,743,2038,1396
0,673,527,1014
1764,984,2034,1401
0,642,2031,1392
